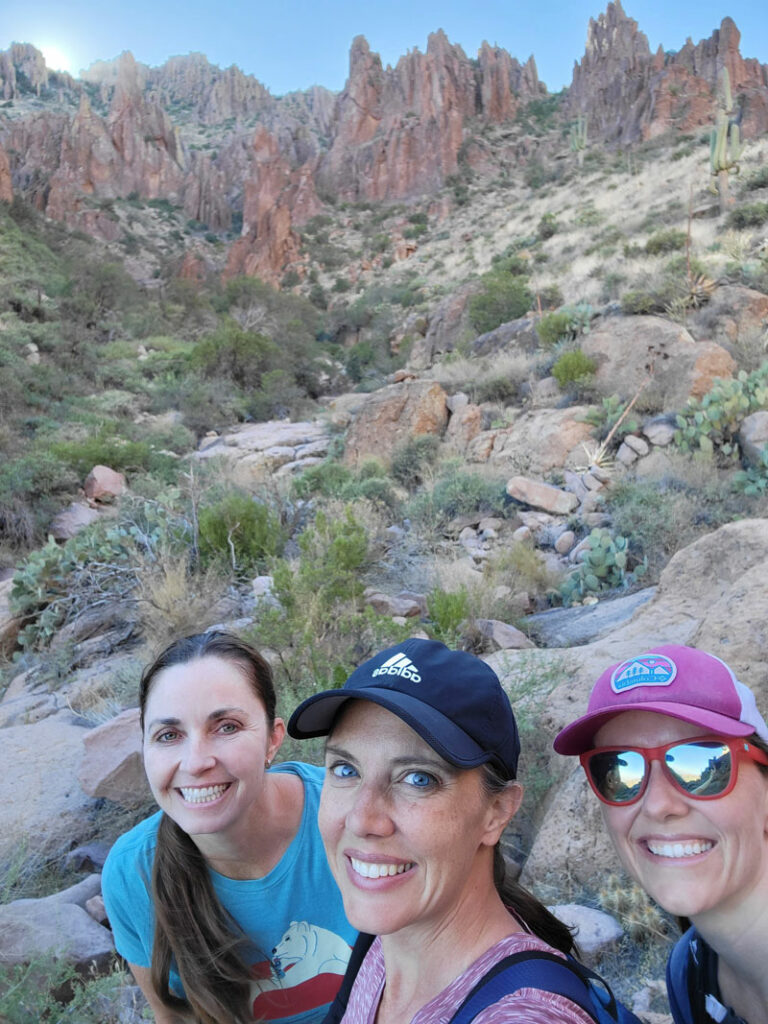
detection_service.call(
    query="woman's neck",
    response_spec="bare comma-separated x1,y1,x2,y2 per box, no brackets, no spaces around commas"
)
694,900,768,1024
375,884,522,1024
192,771,305,879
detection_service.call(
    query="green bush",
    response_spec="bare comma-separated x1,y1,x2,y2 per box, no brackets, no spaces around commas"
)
0,955,135,1023
468,274,532,334
552,349,597,388
645,229,687,255
536,311,572,346
744,167,768,191
537,213,558,240
727,202,768,229
198,493,284,574
408,468,507,532
426,586,470,646
390,434,440,489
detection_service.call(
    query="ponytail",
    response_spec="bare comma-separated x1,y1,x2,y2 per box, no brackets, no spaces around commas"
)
150,814,253,1024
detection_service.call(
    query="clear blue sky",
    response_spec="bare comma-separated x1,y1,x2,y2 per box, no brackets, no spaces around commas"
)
3,0,766,96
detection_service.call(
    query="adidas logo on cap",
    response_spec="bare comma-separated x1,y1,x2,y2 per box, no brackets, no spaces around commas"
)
372,652,422,683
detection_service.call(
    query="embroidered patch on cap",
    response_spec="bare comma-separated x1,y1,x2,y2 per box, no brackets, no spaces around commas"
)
371,652,422,682
611,653,677,692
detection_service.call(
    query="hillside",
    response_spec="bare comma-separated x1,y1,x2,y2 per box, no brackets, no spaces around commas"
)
1,2,768,1018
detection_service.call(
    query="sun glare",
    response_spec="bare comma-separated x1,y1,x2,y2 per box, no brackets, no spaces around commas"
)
39,44,76,76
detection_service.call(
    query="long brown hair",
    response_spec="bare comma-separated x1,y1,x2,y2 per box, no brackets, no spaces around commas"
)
480,763,576,956
139,631,277,1024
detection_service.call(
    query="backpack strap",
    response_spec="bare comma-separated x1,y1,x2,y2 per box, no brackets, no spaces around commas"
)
322,932,375,1024
666,929,695,1024
449,951,600,1024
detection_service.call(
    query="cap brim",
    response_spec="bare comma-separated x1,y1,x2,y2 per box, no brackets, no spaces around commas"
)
554,700,754,755
288,686,492,769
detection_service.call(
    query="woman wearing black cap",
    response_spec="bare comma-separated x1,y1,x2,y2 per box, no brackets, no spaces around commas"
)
289,639,634,1024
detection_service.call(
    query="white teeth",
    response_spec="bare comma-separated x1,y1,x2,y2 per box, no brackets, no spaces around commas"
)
179,784,228,804
647,839,713,858
350,857,414,879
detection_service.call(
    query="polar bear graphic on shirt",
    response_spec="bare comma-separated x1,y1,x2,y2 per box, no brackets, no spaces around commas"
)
250,920,351,1020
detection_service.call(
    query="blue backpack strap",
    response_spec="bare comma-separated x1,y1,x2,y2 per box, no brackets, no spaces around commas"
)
449,951,599,1024
666,929,696,1024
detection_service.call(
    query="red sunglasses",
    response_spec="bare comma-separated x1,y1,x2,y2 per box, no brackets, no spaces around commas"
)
580,736,768,806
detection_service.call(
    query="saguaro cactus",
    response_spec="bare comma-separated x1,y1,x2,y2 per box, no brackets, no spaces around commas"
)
710,67,743,214
570,115,588,166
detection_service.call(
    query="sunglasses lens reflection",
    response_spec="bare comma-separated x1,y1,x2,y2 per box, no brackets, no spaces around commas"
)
666,741,732,797
588,741,733,803
589,750,645,802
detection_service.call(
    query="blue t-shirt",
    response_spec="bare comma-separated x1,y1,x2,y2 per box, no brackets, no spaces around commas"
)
102,761,355,1024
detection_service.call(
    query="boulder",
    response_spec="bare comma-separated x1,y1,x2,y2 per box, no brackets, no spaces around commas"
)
194,420,330,486
506,477,579,515
642,417,676,447
49,502,102,542
0,893,114,971
549,904,624,964
0,715,97,859
83,465,126,502
343,381,449,467
0,575,24,656
474,618,535,651
738,410,768,467
468,407,593,476
364,591,423,618
78,707,150,807
581,316,736,410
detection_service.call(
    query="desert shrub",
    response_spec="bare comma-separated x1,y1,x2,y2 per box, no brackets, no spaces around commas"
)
733,447,768,495
390,434,440,488
468,273,532,334
535,311,571,346
0,954,137,1023
49,429,177,482
537,213,558,240
485,542,560,605
197,492,284,574
407,468,507,533
552,349,597,389
293,460,398,510
645,229,687,255
252,507,410,717
727,202,768,229
744,167,768,191
190,319,279,390
426,585,470,646
0,450,77,549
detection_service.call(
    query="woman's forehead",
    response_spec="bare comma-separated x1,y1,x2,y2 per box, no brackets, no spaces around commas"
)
594,710,706,747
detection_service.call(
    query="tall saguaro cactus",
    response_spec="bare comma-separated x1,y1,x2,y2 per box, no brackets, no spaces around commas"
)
570,115,588,167
710,67,743,214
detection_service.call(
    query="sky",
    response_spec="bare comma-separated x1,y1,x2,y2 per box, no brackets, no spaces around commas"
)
2,0,767,97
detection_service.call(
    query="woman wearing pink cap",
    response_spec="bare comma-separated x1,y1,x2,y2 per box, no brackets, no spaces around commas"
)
555,645,768,1024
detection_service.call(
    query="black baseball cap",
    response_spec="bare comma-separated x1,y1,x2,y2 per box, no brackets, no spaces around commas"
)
288,638,520,778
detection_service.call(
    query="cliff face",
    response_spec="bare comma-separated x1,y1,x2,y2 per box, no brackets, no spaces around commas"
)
316,31,543,202
568,1,768,142
1,9,767,282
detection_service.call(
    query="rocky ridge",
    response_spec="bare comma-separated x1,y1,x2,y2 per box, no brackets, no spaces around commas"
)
1,4,767,281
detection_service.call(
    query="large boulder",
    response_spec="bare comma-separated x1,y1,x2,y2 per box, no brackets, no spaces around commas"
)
79,707,150,807
581,315,736,410
194,420,330,486
0,715,97,858
49,502,102,541
467,407,593,476
83,465,126,502
343,380,449,467
0,575,24,656
0,875,114,971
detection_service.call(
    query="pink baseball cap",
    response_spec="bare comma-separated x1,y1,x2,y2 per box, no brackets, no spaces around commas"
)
554,644,768,755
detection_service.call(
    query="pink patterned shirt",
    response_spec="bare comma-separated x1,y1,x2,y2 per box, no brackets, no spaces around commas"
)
339,933,597,1024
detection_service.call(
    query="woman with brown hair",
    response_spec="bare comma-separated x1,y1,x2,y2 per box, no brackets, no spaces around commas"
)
102,631,355,1024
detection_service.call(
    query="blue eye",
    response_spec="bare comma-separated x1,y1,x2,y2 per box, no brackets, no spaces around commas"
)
330,762,358,779
404,771,435,789
156,730,179,744
218,722,239,734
